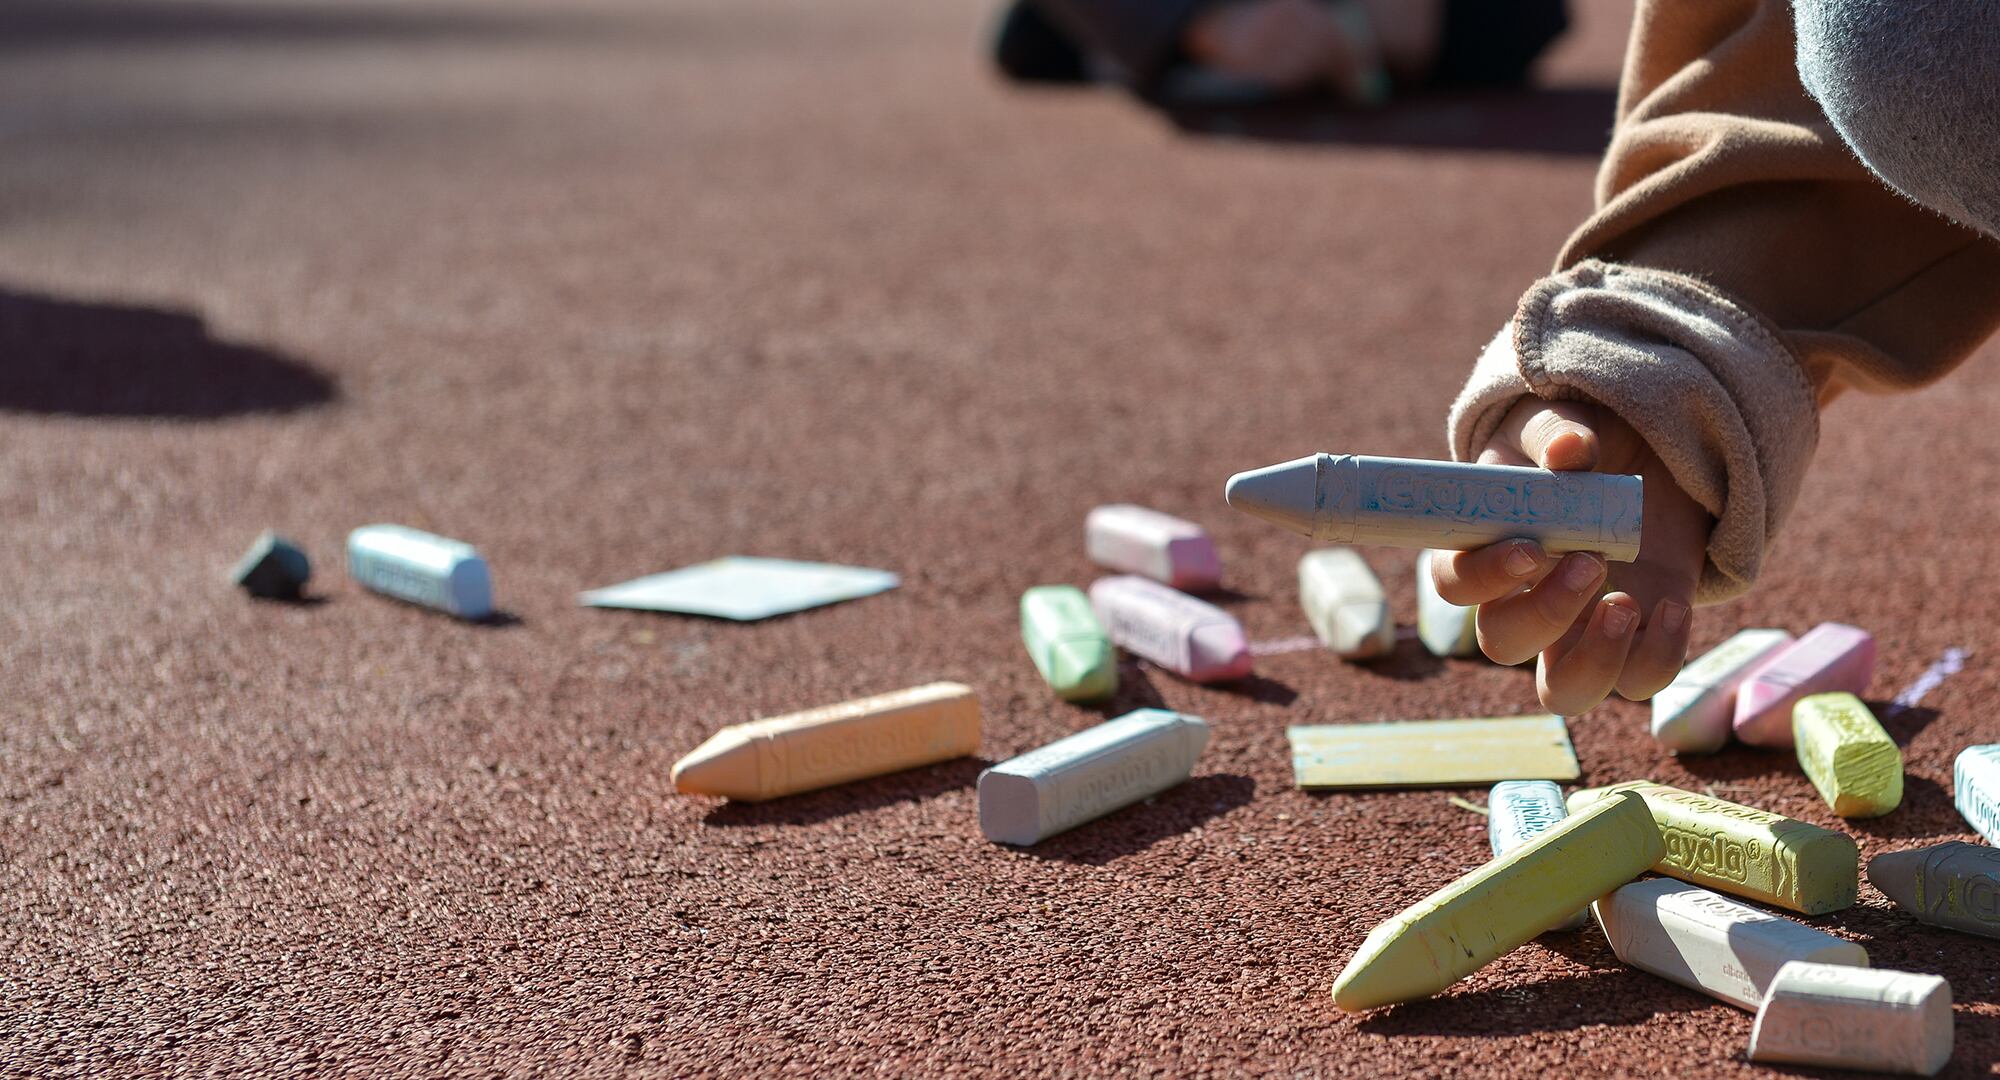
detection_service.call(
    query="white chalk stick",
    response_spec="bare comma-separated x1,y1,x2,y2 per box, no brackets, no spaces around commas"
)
1415,551,1479,658
1650,628,1793,754
1749,961,1953,1076
347,525,493,619
1593,877,1868,1010
1084,505,1221,591
1487,780,1587,930
1955,744,2000,845
978,708,1209,846
1297,548,1393,659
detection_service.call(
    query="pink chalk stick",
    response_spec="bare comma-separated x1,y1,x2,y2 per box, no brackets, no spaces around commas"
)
1085,505,1222,591
1732,623,1877,747
1088,575,1251,683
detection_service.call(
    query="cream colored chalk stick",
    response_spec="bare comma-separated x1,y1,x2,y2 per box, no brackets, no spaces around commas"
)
1290,715,1578,788
1297,548,1393,659
1487,780,1587,930
978,708,1208,845
1593,878,1868,1010
1415,551,1479,658
671,682,980,802
1330,790,1662,1011
1793,692,1902,818
1749,961,1952,1075
1868,842,2000,940
1651,628,1793,754
1569,781,1859,914
1085,504,1222,590
1955,744,2000,845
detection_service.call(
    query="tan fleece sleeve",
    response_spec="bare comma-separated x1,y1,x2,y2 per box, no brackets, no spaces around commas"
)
1448,0,2000,602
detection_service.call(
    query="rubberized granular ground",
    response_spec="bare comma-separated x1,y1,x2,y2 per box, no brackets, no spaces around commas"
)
2,1,1996,1075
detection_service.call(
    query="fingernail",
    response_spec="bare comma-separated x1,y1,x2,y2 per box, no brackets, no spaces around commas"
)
1602,604,1636,637
1560,554,1602,591
1504,544,1539,578
1660,600,1689,634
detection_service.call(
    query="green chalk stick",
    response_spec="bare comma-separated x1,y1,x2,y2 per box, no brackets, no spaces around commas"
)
1020,585,1118,702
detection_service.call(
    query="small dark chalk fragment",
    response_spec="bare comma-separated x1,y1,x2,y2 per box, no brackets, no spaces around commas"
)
231,530,312,599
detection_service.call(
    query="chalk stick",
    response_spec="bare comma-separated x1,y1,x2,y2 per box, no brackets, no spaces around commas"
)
1415,551,1479,658
1569,781,1858,915
1297,548,1393,659
1225,453,1642,561
1954,744,2000,845
1593,878,1868,1010
346,524,493,619
1793,693,1902,818
1331,789,1662,1011
1868,841,2000,940
1290,715,1578,788
1084,504,1221,591
231,529,312,600
1733,622,1875,747
978,708,1208,845
671,682,980,802
1651,628,1793,754
1088,575,1251,683
1487,780,1587,930
1019,585,1118,702
1749,962,1952,1076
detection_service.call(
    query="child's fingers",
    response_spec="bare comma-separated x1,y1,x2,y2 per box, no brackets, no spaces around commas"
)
1474,552,1607,666
1536,594,1642,716
1615,598,1694,702
1497,399,1602,472
1475,443,1534,467
1431,541,1553,606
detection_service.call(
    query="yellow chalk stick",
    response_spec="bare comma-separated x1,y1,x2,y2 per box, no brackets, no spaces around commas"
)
1793,692,1902,818
1331,789,1663,1011
1569,781,1858,915
671,682,980,802
1289,715,1579,789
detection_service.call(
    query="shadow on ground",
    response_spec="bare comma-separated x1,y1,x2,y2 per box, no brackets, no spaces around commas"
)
1020,773,1256,865
1359,964,1706,1035
1166,86,1616,157
0,289,337,418
703,757,992,828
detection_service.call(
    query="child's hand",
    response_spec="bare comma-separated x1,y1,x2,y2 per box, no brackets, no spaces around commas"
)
1429,399,1710,715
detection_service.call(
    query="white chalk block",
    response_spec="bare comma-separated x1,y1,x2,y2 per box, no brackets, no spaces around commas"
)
1955,744,2000,845
1298,548,1393,659
1084,505,1221,591
1593,877,1868,1010
347,524,493,619
1650,628,1793,754
978,708,1209,846
1415,551,1478,658
1487,780,1587,930
1749,961,1953,1076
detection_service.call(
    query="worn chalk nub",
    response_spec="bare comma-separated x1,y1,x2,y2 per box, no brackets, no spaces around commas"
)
347,524,493,619
1750,962,1952,1076
1486,781,1587,930
1955,744,2000,844
1868,841,2000,940
1651,628,1793,754
1732,622,1875,747
1793,692,1902,817
1088,575,1251,683
1593,878,1868,1010
978,708,1208,846
1414,550,1479,658
1569,781,1858,915
1331,789,1662,1011
671,682,980,802
231,530,312,599
1084,504,1221,591
1297,548,1393,659
1020,585,1118,703
1225,453,1642,561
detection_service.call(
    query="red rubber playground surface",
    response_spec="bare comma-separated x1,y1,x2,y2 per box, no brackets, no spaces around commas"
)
3,0,1997,1075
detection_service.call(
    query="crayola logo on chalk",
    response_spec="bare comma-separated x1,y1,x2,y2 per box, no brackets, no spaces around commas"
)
1373,467,1618,528
1662,825,1756,883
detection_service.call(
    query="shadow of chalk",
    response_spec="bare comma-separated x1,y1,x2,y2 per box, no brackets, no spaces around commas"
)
701,757,991,828
1212,674,1298,706
1356,965,1706,1036
1843,775,1954,841
1874,703,1943,745
1087,662,1168,717
1014,773,1255,866
1351,633,1446,682
1164,85,1617,158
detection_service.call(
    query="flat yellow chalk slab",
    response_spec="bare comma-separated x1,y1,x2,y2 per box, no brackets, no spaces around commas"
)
1289,715,1578,789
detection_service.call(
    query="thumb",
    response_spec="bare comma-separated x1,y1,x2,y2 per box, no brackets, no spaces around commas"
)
1502,399,1601,472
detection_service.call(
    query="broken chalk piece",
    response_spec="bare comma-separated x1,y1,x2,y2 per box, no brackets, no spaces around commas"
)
1084,504,1222,591
231,530,312,599
1867,841,2000,941
671,682,980,802
1487,780,1587,930
1954,744,2000,845
1290,715,1578,789
1569,781,1858,914
1733,622,1876,748
1794,692,1902,818
346,524,492,619
1331,789,1662,1011
1020,585,1118,703
1651,628,1794,754
1749,961,1952,1076
1593,878,1868,1011
978,708,1208,845
1415,550,1480,658
1088,574,1251,683
1225,452,1642,561
1298,548,1393,659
